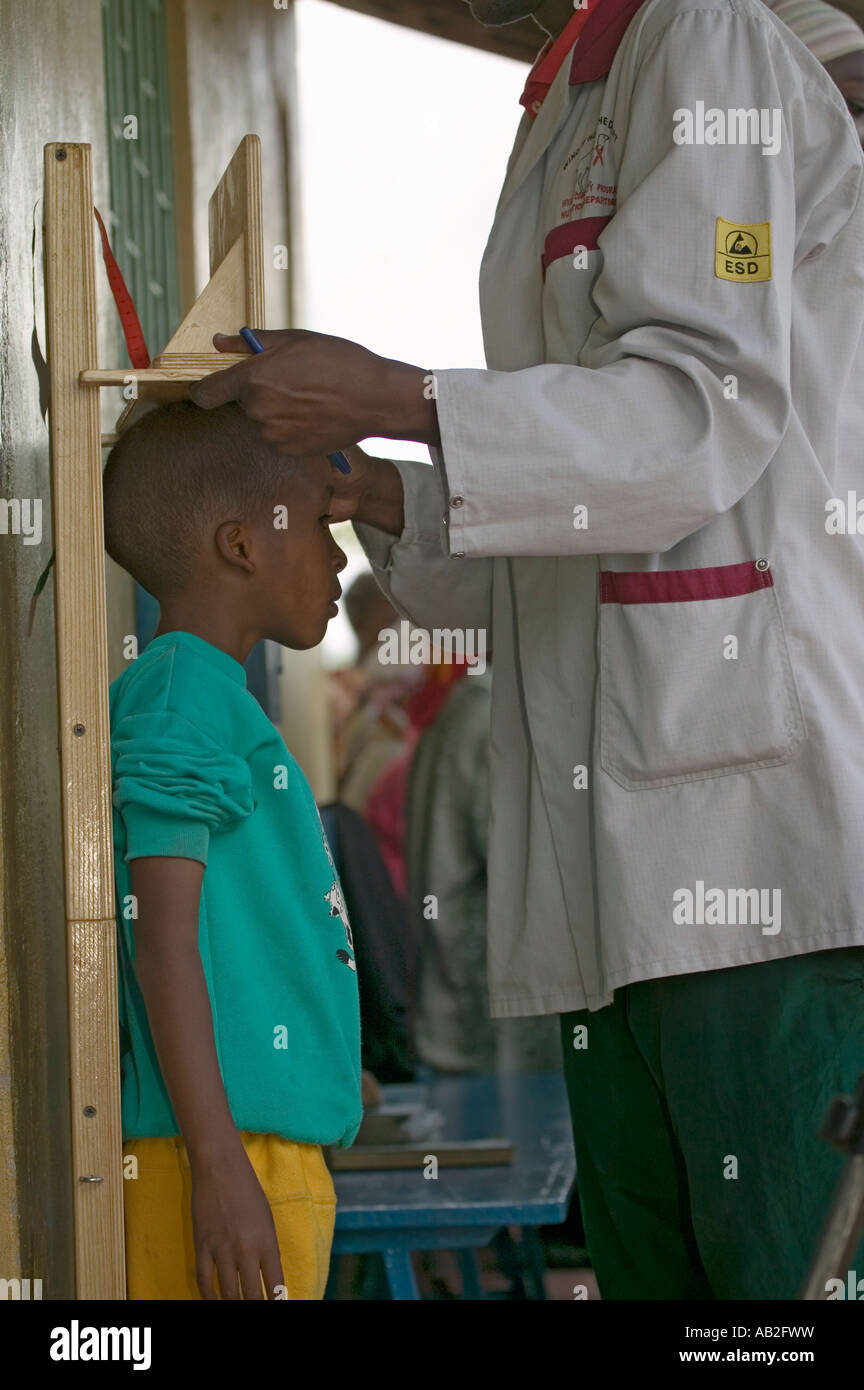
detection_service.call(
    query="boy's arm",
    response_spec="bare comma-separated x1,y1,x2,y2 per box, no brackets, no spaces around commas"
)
130,855,284,1301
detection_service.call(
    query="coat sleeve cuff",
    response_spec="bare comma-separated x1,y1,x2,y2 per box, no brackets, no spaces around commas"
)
430,368,475,557
122,803,210,866
353,455,446,571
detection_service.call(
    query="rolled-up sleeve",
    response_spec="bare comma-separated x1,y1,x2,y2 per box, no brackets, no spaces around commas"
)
113,709,255,865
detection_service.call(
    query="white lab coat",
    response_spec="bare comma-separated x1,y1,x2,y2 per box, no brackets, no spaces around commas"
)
356,0,864,1015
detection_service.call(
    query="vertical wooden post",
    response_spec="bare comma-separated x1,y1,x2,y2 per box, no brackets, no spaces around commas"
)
43,143,125,1299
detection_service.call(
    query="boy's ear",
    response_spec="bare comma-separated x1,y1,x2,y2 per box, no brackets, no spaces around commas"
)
214,520,256,575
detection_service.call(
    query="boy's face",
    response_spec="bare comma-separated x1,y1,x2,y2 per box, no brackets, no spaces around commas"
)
240,455,347,650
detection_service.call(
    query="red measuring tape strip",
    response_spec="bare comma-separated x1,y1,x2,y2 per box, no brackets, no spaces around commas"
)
93,207,150,369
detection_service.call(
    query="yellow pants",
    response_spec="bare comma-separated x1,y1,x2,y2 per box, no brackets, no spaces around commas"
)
122,1132,337,1300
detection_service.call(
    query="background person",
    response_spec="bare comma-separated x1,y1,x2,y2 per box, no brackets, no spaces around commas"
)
763,0,864,144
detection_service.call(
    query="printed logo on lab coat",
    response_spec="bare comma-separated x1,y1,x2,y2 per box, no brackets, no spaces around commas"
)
559,122,618,223
715,218,771,282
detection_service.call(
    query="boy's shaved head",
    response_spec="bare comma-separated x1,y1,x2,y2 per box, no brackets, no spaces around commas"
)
103,401,298,599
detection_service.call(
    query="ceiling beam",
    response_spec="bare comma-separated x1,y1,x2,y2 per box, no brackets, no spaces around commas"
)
321,0,864,58
320,0,541,63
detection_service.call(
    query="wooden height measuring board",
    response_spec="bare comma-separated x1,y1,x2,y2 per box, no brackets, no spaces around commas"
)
43,134,265,1299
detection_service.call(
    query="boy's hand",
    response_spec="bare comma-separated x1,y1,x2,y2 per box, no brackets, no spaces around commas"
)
191,1147,285,1300
330,444,406,537
323,443,377,524
361,1069,383,1107
188,328,440,452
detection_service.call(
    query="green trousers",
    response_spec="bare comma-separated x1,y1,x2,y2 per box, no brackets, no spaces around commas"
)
560,946,864,1300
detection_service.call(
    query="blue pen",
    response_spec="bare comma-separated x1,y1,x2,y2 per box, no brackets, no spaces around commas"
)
239,327,352,474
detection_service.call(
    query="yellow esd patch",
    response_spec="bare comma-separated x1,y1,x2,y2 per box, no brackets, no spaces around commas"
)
715,218,771,282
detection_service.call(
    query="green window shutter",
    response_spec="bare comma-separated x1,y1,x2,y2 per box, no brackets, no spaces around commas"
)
101,0,180,360
99,3,280,716
102,0,181,653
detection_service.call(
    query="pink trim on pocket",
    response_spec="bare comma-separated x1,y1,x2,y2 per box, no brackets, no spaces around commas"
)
542,216,612,274
599,560,773,605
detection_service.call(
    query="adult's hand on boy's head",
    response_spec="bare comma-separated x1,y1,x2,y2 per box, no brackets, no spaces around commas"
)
188,328,440,452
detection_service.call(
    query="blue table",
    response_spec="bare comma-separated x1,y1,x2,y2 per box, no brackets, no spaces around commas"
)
328,1069,577,1300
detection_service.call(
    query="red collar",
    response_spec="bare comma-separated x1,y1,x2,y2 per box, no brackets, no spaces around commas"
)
519,0,649,120
519,3,598,117
569,0,649,84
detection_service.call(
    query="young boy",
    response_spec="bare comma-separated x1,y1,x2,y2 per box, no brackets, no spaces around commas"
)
103,400,362,1300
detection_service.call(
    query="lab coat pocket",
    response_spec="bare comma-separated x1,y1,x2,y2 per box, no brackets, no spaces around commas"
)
598,560,807,789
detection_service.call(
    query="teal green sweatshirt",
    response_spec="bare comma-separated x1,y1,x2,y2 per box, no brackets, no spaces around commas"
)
110,631,363,1147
